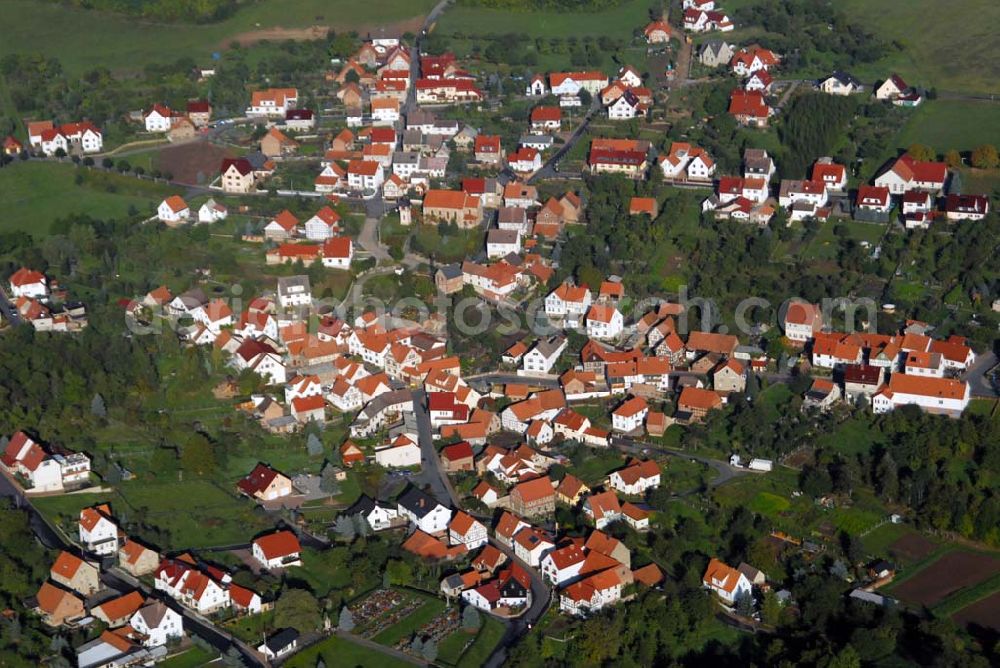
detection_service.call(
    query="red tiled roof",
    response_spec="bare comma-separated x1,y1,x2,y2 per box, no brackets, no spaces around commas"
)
254,530,301,560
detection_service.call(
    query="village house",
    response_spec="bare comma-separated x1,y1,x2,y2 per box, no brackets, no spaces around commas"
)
347,159,385,192
260,127,298,158
530,106,562,132
676,386,723,422
34,581,85,627
509,476,556,518
157,195,190,224
522,336,568,375
474,134,504,165
817,71,863,96
79,504,120,556
872,374,970,416
50,551,100,596
247,88,298,117
252,530,302,569
713,358,747,393
585,304,624,340
608,460,660,496
220,158,256,194
644,19,672,44
784,302,823,343
423,189,483,227
729,90,773,127
703,557,752,605
397,486,452,534
874,153,948,195
130,601,184,648
856,185,893,214
237,463,293,502
118,540,159,577
698,40,735,67
375,433,422,468
449,511,488,550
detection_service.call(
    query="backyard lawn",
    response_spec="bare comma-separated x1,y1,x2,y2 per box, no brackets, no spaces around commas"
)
0,162,172,236
156,645,218,668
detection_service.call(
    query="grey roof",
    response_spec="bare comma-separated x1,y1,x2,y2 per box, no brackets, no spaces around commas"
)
402,129,425,146
487,229,520,245
395,151,421,166
136,601,169,628
743,148,772,171
520,134,554,147
277,275,311,297
177,287,207,308
264,628,299,653
531,335,566,358
498,207,527,224
406,108,437,128
823,70,862,87
358,389,413,421
244,150,269,170
397,485,446,517
344,494,377,517
437,264,463,280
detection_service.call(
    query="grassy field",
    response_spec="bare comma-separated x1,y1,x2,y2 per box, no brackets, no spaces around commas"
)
839,0,1000,94
284,634,410,668
0,162,172,235
893,100,1000,154
157,645,218,668
436,0,652,39
372,594,447,647
0,0,436,75
457,617,505,668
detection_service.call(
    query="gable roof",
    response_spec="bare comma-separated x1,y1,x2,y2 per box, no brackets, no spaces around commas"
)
253,530,301,560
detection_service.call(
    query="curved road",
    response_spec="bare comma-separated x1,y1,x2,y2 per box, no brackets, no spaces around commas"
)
408,390,553,666
611,436,749,488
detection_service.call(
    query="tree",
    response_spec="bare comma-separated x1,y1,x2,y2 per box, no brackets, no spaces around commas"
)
101,157,113,169
970,144,999,169
338,605,355,632
180,433,216,476
907,143,936,162
353,514,370,537
333,514,355,541
875,452,898,502
319,462,340,494
90,393,106,418
735,590,754,617
306,433,323,457
944,149,963,168
462,605,480,631
800,466,833,497
116,159,131,173
760,590,781,626
422,639,437,662
274,588,321,633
